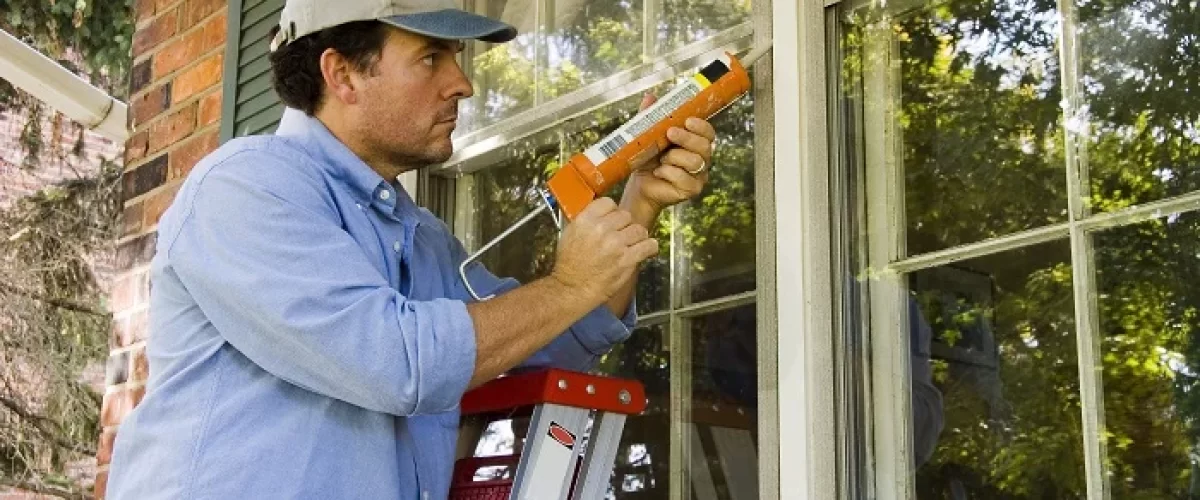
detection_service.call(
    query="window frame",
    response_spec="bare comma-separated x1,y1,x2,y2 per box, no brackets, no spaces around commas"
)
436,0,841,499
837,0,1200,498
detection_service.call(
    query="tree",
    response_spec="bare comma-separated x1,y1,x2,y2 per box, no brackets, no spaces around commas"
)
0,0,132,497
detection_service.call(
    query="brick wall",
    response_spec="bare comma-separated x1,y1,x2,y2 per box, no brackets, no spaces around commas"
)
96,0,227,496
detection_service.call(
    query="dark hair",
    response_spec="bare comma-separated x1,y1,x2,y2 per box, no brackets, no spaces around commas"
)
268,21,390,115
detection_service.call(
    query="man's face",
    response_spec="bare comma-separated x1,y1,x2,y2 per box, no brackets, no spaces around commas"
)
347,28,472,168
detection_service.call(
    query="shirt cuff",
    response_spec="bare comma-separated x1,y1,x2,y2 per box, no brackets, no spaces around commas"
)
410,298,477,414
570,296,637,355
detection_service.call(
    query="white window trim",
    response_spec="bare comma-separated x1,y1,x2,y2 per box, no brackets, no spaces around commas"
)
766,0,838,499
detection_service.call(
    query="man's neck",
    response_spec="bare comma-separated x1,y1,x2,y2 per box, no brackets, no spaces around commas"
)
315,109,409,182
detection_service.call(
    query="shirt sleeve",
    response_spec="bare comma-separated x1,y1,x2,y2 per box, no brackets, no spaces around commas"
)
163,151,476,416
451,232,637,374
908,299,945,467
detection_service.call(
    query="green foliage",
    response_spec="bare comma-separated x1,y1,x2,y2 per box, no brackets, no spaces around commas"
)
846,0,1200,498
0,0,135,102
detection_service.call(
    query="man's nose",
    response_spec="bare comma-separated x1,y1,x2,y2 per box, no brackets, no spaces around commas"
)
444,60,474,100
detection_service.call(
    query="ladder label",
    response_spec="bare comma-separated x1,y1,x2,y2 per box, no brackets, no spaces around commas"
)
548,422,576,450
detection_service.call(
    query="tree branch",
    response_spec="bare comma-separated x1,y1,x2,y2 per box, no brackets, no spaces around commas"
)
0,394,97,457
0,475,92,499
0,281,108,317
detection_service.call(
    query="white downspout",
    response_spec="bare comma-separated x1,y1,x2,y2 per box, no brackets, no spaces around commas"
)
0,29,129,142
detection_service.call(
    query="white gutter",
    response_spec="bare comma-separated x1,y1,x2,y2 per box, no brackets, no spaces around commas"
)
0,29,129,141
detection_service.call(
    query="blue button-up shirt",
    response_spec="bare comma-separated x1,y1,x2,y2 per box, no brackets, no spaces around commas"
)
106,109,636,500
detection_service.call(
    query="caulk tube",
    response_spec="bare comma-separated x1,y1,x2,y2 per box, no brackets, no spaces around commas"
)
546,52,752,220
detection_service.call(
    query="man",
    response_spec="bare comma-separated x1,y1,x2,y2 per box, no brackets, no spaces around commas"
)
105,1,717,498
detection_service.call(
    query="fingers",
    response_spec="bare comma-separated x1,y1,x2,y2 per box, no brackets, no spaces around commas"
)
577,197,618,221
639,92,658,112
615,223,650,247
660,148,706,174
652,164,707,194
622,238,660,267
684,116,716,142
666,125,713,162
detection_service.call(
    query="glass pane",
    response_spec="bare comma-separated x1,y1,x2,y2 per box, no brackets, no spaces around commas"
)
681,93,756,304
474,94,670,315
845,3,1069,256
545,0,647,98
690,304,759,499
1079,1,1200,212
595,323,672,498
658,0,751,53
458,2,537,134
1094,212,1200,498
903,241,1085,498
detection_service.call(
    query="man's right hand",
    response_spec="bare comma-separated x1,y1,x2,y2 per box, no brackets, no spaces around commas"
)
551,197,659,303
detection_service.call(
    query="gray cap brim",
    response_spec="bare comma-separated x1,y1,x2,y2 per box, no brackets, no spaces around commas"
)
381,9,517,43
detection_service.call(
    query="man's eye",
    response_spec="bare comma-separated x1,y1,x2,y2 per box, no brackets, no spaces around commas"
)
422,54,435,66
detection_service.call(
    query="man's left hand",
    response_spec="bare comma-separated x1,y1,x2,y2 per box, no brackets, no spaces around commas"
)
620,93,716,223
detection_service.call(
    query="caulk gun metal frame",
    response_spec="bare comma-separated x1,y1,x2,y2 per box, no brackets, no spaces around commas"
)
458,42,773,302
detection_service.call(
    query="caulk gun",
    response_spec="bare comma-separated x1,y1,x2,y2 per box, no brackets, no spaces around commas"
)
459,43,773,301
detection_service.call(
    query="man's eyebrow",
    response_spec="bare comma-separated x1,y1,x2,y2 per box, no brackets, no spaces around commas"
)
418,39,466,53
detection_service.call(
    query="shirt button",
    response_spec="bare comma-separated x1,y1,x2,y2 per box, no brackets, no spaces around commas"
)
379,190,391,201
393,241,401,252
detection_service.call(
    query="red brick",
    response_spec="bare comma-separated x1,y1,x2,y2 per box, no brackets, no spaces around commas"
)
184,0,225,27
100,386,146,428
153,29,205,80
130,346,150,383
135,0,156,24
143,183,182,228
129,310,150,344
155,0,181,15
97,427,118,466
94,469,108,500
112,309,150,348
131,85,170,128
111,272,149,313
122,202,144,237
172,53,224,105
132,8,178,58
148,104,197,153
169,129,218,180
125,130,150,164
198,90,222,127
202,11,228,51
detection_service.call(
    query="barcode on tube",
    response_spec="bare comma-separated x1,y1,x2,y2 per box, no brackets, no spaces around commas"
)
624,81,702,138
597,134,629,158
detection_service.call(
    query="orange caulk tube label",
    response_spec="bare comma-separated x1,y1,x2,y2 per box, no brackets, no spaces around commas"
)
546,52,752,220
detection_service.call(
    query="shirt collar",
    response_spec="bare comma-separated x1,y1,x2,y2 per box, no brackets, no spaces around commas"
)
275,108,418,218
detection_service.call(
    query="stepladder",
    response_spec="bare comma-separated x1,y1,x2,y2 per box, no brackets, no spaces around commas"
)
449,369,648,500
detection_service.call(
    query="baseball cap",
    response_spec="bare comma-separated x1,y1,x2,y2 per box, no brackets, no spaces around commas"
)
269,0,518,52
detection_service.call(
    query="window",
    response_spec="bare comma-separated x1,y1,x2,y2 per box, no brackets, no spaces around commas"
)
445,3,763,498
836,0,1200,498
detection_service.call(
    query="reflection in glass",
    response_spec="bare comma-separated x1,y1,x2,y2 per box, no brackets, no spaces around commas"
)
844,2,1069,256
906,241,1084,499
691,305,759,500
1079,1,1200,212
1095,213,1200,498
680,95,756,304
544,0,647,98
658,0,750,53
458,1,538,134
595,324,672,498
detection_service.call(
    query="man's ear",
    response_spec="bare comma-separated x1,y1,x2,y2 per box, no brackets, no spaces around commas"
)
319,49,359,106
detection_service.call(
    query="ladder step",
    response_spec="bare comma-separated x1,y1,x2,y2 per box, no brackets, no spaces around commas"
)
461,368,647,416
